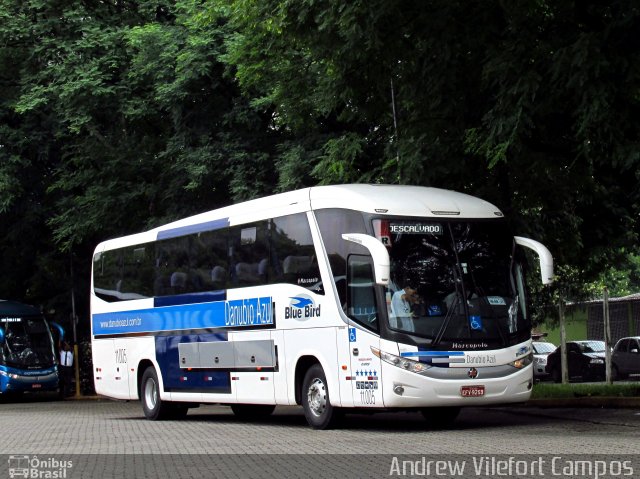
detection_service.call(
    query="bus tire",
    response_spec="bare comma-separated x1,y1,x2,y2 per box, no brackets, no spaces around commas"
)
231,404,276,419
141,367,171,420
301,364,341,430
421,406,461,429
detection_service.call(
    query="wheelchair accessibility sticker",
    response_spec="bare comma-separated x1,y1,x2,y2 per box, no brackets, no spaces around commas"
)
349,328,357,342
469,315,483,331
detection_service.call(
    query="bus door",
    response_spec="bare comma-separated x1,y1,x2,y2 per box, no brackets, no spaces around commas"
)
346,255,383,408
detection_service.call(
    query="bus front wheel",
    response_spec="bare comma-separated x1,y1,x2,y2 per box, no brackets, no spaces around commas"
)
301,364,341,430
141,367,171,420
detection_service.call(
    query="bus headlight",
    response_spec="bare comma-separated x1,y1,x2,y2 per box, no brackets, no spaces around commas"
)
371,347,430,374
510,353,533,369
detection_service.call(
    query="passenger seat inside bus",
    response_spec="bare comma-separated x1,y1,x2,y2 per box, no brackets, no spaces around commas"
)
210,266,227,288
282,255,313,284
170,271,188,293
283,255,313,273
235,259,267,285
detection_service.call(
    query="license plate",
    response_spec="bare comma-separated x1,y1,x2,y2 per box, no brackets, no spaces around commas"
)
31,383,42,389
460,385,485,397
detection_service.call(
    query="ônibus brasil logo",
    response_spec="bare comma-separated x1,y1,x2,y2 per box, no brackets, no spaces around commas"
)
285,295,321,320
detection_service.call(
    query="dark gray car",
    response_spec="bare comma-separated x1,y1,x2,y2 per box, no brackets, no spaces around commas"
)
546,340,606,382
612,336,640,380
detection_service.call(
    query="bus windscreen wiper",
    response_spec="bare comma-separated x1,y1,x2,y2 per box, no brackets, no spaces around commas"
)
432,290,461,346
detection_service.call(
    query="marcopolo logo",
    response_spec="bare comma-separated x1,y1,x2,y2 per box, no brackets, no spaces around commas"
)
285,295,321,321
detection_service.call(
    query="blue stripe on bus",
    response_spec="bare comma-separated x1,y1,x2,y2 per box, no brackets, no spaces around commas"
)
92,296,273,336
156,218,230,241
155,333,231,393
154,291,226,308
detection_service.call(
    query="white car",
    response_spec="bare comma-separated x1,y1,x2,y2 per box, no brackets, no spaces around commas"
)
532,341,556,381
612,336,640,380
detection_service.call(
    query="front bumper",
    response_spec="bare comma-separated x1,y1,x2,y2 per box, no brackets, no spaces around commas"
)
380,362,533,408
0,366,58,393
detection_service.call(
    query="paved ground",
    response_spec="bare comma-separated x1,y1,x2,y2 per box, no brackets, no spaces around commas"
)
1,398,639,478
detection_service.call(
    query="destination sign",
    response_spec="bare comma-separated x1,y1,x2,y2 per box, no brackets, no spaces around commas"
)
389,223,443,235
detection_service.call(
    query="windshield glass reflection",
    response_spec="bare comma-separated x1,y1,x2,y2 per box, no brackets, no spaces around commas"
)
373,218,528,348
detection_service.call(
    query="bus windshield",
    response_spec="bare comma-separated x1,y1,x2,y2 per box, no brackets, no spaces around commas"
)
373,218,529,348
1,317,56,369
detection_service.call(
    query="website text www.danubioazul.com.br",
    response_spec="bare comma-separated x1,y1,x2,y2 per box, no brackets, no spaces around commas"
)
389,456,634,478
99,317,142,329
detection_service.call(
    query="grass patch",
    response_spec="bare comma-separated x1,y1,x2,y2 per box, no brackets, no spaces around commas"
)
532,382,640,399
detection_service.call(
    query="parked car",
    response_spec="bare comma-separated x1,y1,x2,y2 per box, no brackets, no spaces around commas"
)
612,336,640,380
532,341,556,381
545,340,606,382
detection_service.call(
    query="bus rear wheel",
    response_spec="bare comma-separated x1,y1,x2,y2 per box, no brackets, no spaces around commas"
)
141,367,172,420
301,364,341,430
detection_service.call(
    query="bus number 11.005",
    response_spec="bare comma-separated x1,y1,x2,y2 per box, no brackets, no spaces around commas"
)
115,348,127,364
360,390,375,405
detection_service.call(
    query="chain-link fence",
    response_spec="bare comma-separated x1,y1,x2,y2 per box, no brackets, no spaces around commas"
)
585,293,640,343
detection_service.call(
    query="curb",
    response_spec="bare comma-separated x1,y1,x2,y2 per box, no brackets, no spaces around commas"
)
526,397,640,408
64,396,640,408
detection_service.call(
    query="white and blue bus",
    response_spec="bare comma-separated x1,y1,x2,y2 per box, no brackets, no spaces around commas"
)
90,184,553,428
0,300,59,395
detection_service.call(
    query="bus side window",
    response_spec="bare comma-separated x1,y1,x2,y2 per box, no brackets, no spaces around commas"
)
347,255,378,332
271,213,322,292
229,222,269,287
93,249,126,301
315,209,367,302
192,229,229,291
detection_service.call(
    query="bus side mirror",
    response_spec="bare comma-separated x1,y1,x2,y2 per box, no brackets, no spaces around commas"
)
341,233,390,285
51,321,65,341
514,236,554,285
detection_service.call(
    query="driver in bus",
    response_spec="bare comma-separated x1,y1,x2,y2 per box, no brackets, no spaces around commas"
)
390,284,425,330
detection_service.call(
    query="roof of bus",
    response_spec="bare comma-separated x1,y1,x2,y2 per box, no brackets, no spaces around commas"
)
0,300,42,317
96,184,503,250
308,184,502,218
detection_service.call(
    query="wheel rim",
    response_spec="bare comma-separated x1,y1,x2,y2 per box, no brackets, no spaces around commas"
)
307,377,327,418
144,377,157,410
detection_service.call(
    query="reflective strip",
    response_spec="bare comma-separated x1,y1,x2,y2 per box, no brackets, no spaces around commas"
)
156,218,229,240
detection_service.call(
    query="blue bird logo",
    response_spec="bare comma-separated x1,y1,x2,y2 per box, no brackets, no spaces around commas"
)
290,296,313,308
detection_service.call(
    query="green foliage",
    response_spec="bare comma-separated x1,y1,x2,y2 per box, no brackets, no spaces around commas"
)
532,383,640,399
588,253,640,298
